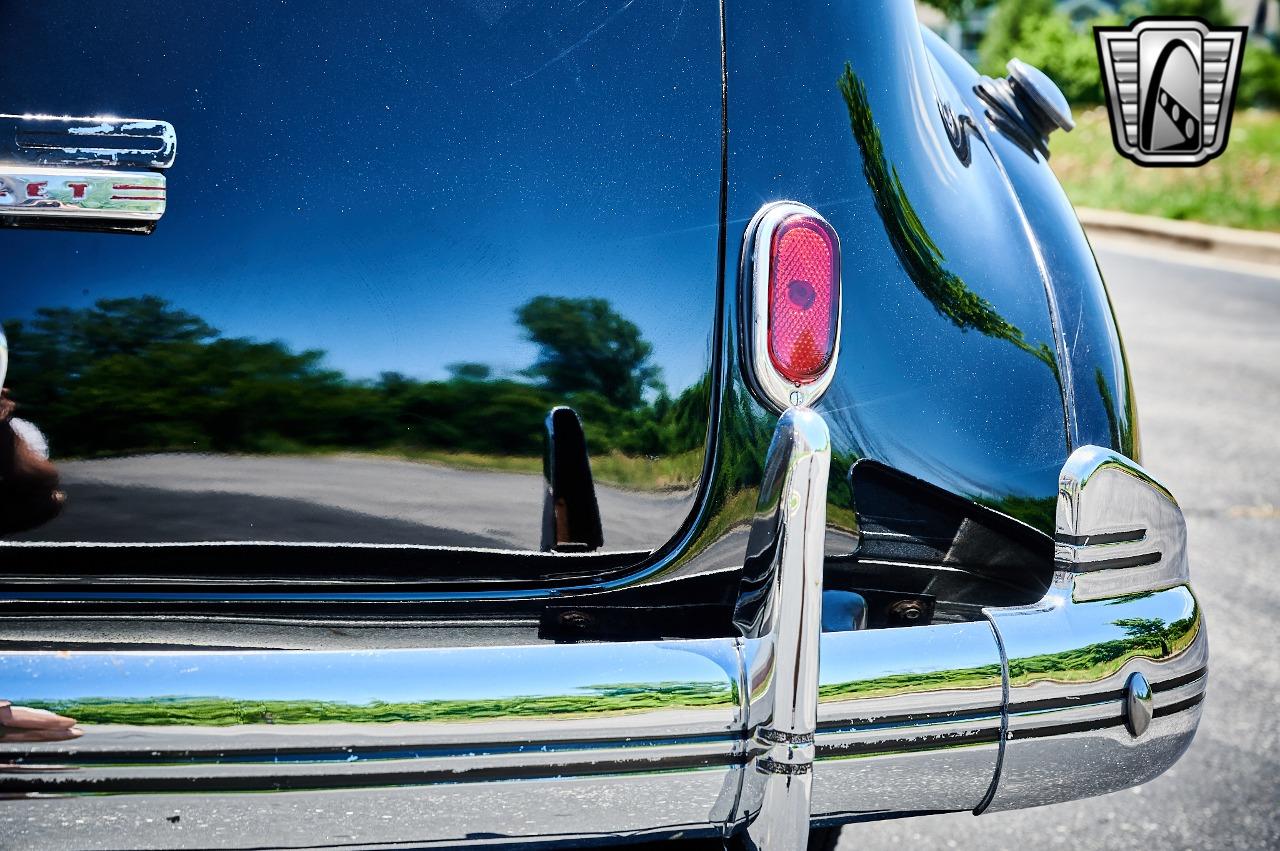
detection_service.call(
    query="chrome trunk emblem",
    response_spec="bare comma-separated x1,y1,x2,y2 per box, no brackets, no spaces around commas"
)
1095,18,1247,167
0,114,176,233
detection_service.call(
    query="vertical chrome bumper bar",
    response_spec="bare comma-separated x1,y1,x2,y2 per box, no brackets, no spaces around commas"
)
732,407,830,850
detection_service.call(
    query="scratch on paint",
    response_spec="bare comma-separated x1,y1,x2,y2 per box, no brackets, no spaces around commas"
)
511,0,641,86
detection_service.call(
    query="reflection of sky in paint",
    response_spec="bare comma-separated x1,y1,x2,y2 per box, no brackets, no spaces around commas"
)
1,642,737,705
0,0,721,393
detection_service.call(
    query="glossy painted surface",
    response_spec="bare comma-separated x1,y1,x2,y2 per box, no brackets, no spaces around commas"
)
0,0,722,552
923,28,1142,462
0,0,1140,606
726,0,1071,541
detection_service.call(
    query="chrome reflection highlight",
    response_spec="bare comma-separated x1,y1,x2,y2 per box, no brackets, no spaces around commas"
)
1125,671,1154,738
983,583,1206,811
812,622,1005,819
1055,445,1189,601
735,407,830,850
0,167,166,222
0,114,177,168
980,443,1207,811
0,640,744,800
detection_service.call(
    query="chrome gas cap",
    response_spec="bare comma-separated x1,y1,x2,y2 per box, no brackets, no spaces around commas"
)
1007,58,1075,133
975,57,1075,158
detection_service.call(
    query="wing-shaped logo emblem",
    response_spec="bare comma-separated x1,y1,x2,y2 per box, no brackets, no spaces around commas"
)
1095,17,1247,166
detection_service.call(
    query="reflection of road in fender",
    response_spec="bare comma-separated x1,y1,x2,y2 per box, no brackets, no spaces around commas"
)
15,454,693,550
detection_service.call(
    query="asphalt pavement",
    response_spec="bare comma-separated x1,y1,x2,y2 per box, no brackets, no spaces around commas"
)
837,241,1280,850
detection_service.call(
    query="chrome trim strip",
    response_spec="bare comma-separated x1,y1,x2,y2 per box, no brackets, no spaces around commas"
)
741,202,843,412
0,114,177,169
0,167,166,222
1153,672,1207,711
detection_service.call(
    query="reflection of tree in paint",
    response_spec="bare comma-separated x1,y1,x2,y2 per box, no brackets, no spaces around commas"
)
1094,366,1137,455
1,295,705,474
837,65,1060,382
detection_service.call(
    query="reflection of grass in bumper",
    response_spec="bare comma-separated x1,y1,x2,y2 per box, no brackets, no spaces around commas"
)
1052,107,1280,232
820,591,1202,702
820,664,1003,702
24,681,737,727
1008,599,1201,688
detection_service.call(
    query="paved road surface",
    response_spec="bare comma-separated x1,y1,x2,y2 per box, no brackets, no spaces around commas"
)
837,242,1280,850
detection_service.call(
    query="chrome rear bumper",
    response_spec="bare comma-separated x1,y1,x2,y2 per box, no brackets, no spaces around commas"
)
0,412,1205,849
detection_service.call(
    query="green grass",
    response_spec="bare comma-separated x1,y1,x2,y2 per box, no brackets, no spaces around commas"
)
365,446,704,491
1051,106,1280,232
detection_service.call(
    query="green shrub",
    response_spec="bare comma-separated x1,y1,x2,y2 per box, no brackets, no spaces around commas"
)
978,0,1110,104
1146,0,1231,26
1240,42,1280,108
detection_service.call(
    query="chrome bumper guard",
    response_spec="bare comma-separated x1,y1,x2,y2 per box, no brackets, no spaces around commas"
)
0,412,1205,850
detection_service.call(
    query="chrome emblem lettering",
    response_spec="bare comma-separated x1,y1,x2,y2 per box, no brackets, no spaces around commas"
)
0,114,176,233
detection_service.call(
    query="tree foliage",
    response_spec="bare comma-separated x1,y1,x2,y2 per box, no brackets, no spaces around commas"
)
1240,40,1280,108
1147,0,1230,26
978,0,1109,104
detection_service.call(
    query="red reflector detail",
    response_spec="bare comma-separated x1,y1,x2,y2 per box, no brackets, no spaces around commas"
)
768,215,839,384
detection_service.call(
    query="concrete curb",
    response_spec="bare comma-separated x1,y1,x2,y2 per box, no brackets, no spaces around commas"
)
1076,207,1280,267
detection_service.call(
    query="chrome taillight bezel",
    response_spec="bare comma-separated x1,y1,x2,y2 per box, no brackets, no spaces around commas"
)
742,201,843,412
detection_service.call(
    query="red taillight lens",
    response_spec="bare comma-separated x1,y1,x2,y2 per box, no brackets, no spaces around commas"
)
767,214,840,384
